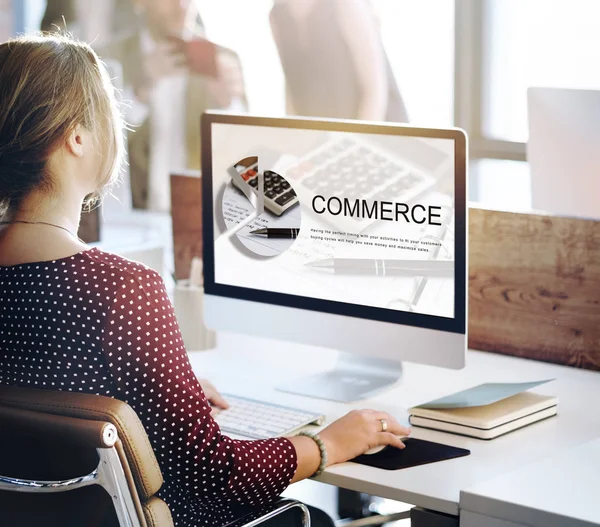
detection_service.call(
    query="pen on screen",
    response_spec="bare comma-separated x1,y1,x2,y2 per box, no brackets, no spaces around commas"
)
250,228,299,238
306,258,453,277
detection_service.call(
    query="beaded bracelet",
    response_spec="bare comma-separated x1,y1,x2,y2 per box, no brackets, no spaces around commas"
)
297,431,328,477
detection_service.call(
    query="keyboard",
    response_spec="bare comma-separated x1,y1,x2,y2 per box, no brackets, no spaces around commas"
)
214,394,325,440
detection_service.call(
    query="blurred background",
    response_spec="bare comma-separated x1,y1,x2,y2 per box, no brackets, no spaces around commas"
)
2,0,599,215
2,1,599,523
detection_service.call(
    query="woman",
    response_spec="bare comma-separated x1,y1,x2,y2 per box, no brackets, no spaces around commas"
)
270,0,409,122
0,35,410,527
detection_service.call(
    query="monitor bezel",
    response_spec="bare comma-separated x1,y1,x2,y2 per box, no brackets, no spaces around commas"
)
201,112,467,335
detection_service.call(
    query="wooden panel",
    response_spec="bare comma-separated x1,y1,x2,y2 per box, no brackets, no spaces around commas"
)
468,208,600,371
170,172,202,280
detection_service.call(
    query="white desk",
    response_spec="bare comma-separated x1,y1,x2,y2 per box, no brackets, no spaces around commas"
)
461,438,600,527
187,332,600,522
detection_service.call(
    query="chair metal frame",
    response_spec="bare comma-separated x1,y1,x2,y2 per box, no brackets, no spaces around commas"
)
338,511,411,526
0,422,143,527
225,499,311,527
0,418,311,527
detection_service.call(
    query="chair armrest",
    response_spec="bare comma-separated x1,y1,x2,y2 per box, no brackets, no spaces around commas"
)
223,498,310,527
0,405,117,449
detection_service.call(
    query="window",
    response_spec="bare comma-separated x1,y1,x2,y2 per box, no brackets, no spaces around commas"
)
453,0,600,208
14,0,46,34
483,0,600,143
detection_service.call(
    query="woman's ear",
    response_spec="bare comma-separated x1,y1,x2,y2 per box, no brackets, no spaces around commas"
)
66,125,85,158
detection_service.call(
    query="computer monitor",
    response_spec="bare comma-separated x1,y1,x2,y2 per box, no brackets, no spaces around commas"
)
201,113,467,402
527,87,600,220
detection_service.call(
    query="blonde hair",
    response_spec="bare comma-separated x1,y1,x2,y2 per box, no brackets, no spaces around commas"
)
0,33,125,217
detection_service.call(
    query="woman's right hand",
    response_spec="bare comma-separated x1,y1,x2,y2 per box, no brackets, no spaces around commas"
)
319,409,411,466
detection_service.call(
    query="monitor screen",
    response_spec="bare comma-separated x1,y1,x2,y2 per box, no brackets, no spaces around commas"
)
202,115,466,335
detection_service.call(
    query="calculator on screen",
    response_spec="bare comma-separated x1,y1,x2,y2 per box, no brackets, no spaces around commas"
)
229,157,299,216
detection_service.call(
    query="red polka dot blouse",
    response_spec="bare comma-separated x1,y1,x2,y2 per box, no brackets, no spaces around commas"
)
0,247,298,526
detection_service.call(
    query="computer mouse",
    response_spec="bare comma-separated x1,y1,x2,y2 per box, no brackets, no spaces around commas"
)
363,437,410,455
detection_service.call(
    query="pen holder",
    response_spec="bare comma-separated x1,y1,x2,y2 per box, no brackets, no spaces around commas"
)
173,280,217,352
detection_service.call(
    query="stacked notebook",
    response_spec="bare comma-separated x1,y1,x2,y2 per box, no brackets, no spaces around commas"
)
409,380,558,440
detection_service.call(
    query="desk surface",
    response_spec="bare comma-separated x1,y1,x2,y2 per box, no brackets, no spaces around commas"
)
461,438,600,527
187,333,600,517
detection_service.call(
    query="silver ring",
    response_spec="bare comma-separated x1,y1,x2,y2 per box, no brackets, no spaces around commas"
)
380,419,388,432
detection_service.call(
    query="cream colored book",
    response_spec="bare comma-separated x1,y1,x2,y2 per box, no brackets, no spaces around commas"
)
409,392,558,440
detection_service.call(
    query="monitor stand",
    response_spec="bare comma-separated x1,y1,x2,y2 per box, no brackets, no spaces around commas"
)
276,352,403,402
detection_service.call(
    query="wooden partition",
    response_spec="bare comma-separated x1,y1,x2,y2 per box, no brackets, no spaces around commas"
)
170,172,202,280
468,207,600,371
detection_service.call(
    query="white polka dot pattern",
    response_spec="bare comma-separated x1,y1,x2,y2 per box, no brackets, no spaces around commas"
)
0,247,298,526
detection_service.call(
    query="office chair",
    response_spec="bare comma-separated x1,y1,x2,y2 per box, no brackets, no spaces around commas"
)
0,385,310,527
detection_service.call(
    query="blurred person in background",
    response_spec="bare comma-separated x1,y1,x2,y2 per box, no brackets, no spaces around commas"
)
42,0,137,44
41,0,75,33
270,0,408,122
99,0,247,211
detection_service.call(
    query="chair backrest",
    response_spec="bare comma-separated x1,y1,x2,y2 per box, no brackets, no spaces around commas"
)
0,385,173,527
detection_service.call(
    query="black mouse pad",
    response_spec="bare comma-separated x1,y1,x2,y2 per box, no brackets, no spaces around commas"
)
351,438,470,470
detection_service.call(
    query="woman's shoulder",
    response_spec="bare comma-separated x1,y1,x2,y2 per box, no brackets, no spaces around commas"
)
80,246,163,288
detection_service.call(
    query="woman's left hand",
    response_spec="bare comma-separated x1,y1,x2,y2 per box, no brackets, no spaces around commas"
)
197,378,230,415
